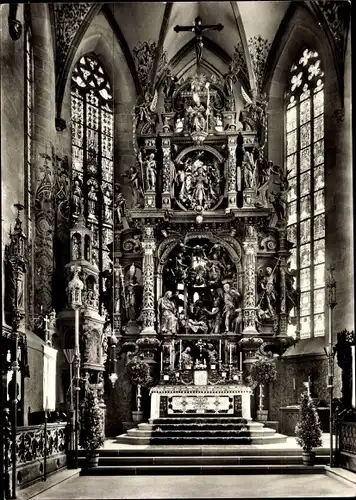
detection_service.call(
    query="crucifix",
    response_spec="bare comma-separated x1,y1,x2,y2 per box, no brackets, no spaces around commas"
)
43,315,50,343
174,17,224,67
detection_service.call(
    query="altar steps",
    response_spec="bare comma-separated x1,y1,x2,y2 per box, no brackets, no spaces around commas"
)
78,441,329,475
115,418,288,445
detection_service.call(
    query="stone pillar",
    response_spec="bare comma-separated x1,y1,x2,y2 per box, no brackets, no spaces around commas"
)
242,224,258,335
226,136,237,211
161,138,172,210
140,226,156,336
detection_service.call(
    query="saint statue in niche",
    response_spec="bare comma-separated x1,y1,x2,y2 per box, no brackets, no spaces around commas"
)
125,263,141,322
158,291,179,335
186,92,206,132
145,153,157,191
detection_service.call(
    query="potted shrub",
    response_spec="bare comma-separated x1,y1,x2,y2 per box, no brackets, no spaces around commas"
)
250,357,277,422
295,391,322,465
126,356,152,423
80,391,105,468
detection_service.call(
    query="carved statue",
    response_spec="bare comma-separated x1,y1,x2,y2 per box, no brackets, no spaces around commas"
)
243,150,257,189
72,179,84,216
88,184,97,220
186,92,206,132
135,90,159,132
214,114,224,132
203,289,223,334
223,283,241,332
285,266,300,316
175,116,184,133
257,266,277,318
207,343,218,364
125,264,140,322
158,291,178,335
270,166,291,221
181,347,193,366
123,166,144,208
145,153,157,191
113,185,127,225
102,186,113,223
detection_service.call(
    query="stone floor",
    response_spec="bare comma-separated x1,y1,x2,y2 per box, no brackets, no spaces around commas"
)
27,472,356,499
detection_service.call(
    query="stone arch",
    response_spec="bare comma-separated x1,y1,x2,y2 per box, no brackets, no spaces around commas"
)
59,12,138,182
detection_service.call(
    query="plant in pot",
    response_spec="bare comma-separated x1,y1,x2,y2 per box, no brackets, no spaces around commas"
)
80,391,105,468
295,391,322,465
250,357,277,422
126,356,152,423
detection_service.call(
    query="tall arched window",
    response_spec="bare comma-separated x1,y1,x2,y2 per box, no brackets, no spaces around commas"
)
71,54,114,279
286,49,325,339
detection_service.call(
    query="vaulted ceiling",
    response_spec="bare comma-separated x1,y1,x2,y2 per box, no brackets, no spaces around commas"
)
53,1,350,116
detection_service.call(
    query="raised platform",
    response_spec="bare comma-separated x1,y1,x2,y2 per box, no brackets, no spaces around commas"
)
116,416,288,445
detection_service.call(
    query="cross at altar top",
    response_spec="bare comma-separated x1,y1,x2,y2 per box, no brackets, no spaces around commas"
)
174,17,224,68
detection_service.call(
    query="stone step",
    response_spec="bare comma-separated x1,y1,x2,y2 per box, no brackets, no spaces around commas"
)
126,428,276,438
116,433,288,445
149,417,250,424
148,422,266,430
80,464,327,476
80,454,329,467
80,447,329,458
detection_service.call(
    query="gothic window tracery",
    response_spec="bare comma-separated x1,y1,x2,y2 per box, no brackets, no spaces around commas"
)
70,54,114,286
286,49,325,339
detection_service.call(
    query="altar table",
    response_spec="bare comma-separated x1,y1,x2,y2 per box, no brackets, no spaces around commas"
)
150,384,253,419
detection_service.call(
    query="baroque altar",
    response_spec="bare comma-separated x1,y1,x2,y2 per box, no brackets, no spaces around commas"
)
110,67,299,422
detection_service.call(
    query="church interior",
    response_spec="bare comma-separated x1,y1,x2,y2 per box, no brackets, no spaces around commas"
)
1,1,354,498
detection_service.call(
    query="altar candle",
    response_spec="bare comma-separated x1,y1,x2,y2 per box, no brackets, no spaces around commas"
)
160,351,163,373
219,339,222,361
180,339,182,360
239,352,243,371
229,344,232,364
237,166,241,191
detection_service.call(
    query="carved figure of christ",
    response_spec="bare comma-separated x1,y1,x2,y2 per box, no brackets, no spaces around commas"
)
174,16,224,66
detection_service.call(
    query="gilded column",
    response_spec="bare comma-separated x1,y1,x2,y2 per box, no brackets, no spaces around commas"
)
140,226,156,336
226,136,237,211
242,224,258,335
161,138,172,210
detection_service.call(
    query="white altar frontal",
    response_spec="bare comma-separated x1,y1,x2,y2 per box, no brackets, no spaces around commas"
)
150,383,253,420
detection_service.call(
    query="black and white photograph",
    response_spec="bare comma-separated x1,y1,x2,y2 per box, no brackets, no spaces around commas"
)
0,1,353,499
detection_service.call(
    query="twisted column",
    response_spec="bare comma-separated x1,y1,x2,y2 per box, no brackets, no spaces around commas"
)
140,226,156,336
226,136,237,210
242,224,258,335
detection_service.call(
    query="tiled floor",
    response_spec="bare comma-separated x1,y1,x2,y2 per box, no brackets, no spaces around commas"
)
30,473,356,499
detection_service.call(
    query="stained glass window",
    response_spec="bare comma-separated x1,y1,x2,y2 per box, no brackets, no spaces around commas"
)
71,54,114,300
286,48,325,339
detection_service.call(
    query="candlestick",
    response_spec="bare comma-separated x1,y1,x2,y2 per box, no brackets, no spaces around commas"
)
229,344,232,364
237,166,241,191
219,339,222,360
160,351,163,373
239,352,242,371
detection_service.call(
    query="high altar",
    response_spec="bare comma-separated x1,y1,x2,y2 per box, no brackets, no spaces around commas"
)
57,62,298,424
106,67,298,422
